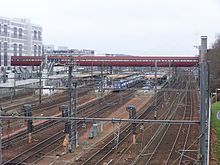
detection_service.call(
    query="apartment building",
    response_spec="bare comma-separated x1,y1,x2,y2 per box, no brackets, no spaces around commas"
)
0,17,42,70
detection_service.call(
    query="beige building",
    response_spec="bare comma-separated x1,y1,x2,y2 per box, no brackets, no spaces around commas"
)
0,16,42,70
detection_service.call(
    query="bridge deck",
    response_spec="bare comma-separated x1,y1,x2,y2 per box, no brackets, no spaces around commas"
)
11,55,199,67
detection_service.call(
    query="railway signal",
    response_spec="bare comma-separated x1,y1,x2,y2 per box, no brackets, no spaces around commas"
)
126,105,137,144
22,104,33,143
60,105,70,133
27,120,33,133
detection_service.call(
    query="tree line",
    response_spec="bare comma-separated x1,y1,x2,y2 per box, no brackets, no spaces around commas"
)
205,36,220,92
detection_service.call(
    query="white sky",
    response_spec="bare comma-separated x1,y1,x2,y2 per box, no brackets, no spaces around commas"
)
1,0,220,55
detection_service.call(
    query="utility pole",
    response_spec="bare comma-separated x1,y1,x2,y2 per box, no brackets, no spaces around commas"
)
13,67,16,100
199,62,208,165
113,122,120,149
61,104,69,153
200,36,207,62
67,64,78,152
100,62,104,97
168,61,171,96
154,60,158,120
2,68,7,83
39,65,42,104
68,65,73,152
91,61,93,78
0,109,2,165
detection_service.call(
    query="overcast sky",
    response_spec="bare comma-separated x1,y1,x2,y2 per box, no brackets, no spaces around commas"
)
1,0,220,55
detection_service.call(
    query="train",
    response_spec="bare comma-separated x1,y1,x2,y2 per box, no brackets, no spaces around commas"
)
112,75,143,91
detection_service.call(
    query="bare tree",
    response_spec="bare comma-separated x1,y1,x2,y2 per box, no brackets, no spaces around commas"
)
205,35,220,92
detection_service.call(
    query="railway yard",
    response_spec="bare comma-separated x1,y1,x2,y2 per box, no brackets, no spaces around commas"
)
0,69,204,165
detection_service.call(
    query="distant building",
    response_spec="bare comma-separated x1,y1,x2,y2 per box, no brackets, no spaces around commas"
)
44,47,95,56
0,16,42,70
57,46,68,51
43,44,55,53
105,53,129,56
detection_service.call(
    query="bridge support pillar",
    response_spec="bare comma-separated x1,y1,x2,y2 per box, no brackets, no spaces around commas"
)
109,66,113,74
172,67,177,76
90,63,93,78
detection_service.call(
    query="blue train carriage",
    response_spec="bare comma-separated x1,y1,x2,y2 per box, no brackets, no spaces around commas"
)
112,79,127,91
112,75,143,91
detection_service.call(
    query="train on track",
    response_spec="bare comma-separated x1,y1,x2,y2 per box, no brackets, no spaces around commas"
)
112,75,143,91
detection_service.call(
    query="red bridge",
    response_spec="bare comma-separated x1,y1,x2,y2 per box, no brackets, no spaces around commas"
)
11,55,199,67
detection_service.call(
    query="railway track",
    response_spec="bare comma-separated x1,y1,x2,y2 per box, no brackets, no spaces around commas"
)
128,75,199,165
2,85,92,114
1,87,93,137
108,79,187,164
1,91,68,113
3,78,192,164
78,81,176,164
77,74,199,164
165,80,199,164
133,81,190,164
79,96,156,165
2,91,121,148
2,89,136,164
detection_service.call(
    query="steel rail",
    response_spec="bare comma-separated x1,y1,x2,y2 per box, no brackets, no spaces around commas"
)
129,74,189,164
178,82,194,164
143,79,190,164
112,77,186,164
131,83,187,164
81,77,185,164
80,96,158,165
2,90,136,164
169,81,198,165
164,82,191,164
2,92,124,147
2,89,94,144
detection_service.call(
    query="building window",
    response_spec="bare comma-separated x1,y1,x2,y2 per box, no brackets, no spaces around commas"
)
34,30,37,40
0,24,1,35
14,27,17,38
19,44,22,56
14,44,17,56
4,24,7,36
4,42,7,66
34,45,37,56
19,28,22,38
38,45,41,56
38,31,41,40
